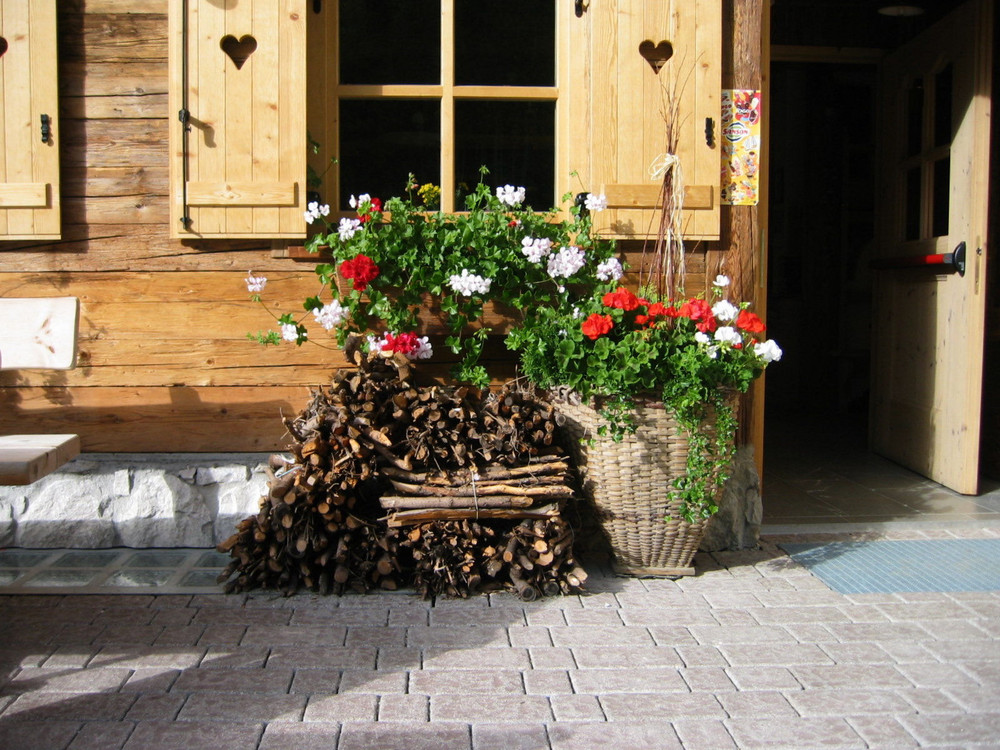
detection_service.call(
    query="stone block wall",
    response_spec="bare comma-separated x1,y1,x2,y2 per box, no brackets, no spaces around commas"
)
0,454,271,549
0,450,763,552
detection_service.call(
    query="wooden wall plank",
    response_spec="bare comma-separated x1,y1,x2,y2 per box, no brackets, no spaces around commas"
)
61,1,166,14
61,93,168,119
62,195,168,225
0,225,278,271
57,14,167,62
61,120,168,168
60,62,167,98
62,166,169,197
0,385,307,452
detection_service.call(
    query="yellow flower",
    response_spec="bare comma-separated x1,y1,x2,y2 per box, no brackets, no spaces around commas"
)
417,183,441,209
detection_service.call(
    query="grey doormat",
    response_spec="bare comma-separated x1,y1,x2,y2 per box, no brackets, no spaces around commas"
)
780,538,1000,594
0,548,229,594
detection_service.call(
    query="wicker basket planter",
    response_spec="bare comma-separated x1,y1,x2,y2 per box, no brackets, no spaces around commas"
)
558,397,732,577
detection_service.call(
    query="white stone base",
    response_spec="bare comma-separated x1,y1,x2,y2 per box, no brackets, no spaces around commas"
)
0,453,276,548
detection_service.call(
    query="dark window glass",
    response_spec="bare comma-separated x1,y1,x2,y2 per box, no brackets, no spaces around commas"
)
339,100,440,209
932,157,950,237
455,100,555,208
339,1,440,85
904,166,922,241
933,64,953,148
906,78,923,157
455,1,555,86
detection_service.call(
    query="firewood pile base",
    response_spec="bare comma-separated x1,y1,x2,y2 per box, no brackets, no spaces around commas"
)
218,347,588,600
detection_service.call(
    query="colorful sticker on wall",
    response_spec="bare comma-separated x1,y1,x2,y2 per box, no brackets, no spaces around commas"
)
720,89,761,206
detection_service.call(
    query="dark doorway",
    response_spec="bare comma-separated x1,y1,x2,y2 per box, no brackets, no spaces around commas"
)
762,0,999,526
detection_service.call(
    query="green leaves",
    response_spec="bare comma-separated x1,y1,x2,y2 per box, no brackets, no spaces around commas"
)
293,171,618,384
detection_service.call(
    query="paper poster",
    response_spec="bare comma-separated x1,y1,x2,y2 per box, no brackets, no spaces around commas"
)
720,89,761,206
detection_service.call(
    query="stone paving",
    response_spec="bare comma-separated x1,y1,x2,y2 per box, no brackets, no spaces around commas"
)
1,533,998,749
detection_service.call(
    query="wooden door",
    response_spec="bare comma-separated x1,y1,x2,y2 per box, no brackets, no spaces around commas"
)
870,0,992,494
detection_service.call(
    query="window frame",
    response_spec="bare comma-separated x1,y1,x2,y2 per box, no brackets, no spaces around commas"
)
307,1,573,216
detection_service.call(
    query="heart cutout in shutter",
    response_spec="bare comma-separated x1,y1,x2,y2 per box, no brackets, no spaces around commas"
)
638,40,673,73
220,34,257,70
0,37,8,58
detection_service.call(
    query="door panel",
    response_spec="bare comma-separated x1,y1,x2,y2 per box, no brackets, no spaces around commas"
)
870,0,992,494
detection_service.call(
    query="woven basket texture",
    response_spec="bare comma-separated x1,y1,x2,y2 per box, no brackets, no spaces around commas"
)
558,398,724,574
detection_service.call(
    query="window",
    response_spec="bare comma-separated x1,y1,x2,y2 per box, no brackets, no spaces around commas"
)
170,1,721,240
312,1,560,213
898,64,954,242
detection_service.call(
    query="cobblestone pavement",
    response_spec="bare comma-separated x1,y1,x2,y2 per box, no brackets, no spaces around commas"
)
1,531,998,749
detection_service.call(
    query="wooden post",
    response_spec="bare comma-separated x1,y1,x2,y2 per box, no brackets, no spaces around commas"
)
719,0,768,477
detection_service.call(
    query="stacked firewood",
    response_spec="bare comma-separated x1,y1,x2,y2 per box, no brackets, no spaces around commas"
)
217,345,587,598
400,516,588,600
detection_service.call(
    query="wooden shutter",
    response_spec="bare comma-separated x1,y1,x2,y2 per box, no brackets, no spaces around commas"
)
169,0,307,239
588,0,721,240
0,0,60,240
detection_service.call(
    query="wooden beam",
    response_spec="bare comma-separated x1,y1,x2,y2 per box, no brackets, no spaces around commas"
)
0,434,81,485
722,0,767,477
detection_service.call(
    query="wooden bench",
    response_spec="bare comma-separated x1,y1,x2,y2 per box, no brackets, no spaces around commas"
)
0,297,81,485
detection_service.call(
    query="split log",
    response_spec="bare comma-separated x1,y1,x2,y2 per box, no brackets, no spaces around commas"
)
385,503,563,527
379,494,535,511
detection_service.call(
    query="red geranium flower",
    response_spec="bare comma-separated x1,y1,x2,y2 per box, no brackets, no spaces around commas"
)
736,309,766,333
602,287,641,312
339,254,380,291
380,331,419,355
646,302,670,319
358,197,382,223
677,298,716,332
581,313,614,340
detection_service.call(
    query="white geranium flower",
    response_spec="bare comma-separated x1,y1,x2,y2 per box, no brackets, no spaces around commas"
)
596,257,624,282
584,193,608,212
521,236,553,263
547,245,586,279
714,326,742,346
303,201,330,225
280,323,301,342
754,339,783,363
713,274,731,288
312,301,346,330
712,300,739,322
448,269,492,296
338,217,362,241
245,271,267,293
496,185,526,207
349,193,370,209
694,331,712,346
411,336,433,360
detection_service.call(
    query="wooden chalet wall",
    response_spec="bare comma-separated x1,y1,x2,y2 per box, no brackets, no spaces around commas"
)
0,0,766,455
0,1,329,452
